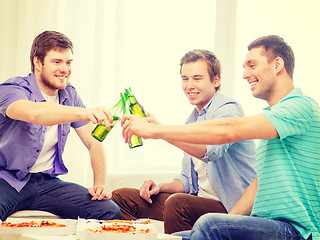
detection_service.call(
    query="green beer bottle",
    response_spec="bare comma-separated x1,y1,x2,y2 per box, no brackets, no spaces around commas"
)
121,91,143,148
124,88,147,148
91,98,123,142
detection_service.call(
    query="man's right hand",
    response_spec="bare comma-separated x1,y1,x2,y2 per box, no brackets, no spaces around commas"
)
139,179,160,204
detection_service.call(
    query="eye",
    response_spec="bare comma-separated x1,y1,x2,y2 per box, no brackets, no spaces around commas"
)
67,61,72,66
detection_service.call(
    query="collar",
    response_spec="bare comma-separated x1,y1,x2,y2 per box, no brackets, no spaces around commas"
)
27,73,70,104
263,88,302,110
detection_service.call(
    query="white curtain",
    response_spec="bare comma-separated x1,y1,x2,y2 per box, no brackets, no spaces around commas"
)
1,0,319,187
0,0,217,186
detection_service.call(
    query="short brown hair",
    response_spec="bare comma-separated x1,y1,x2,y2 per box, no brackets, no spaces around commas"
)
248,35,295,79
180,49,221,91
30,31,73,72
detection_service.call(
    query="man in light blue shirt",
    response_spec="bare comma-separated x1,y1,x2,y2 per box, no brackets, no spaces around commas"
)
112,50,256,234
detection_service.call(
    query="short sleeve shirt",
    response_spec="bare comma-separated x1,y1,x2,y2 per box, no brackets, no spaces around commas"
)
0,73,89,191
251,88,320,239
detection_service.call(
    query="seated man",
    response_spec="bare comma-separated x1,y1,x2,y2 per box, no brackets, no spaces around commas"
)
122,36,320,239
0,31,121,221
112,49,256,234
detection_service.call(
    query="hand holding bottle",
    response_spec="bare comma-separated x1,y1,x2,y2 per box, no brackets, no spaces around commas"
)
121,114,156,143
86,106,114,127
91,99,123,142
144,112,161,125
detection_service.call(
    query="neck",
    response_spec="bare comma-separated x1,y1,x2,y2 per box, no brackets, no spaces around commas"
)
267,75,294,107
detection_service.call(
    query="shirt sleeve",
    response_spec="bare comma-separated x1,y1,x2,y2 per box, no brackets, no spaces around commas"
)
262,96,314,140
201,102,242,162
173,152,193,194
0,83,30,116
65,85,90,129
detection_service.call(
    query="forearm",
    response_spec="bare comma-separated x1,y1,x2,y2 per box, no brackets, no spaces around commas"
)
228,176,258,215
165,140,206,159
89,143,106,185
151,115,277,145
7,100,88,126
158,179,185,193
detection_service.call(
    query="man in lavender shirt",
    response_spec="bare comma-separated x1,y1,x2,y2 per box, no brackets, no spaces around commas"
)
0,31,120,221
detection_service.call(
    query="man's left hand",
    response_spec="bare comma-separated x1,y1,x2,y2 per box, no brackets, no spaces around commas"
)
88,185,112,200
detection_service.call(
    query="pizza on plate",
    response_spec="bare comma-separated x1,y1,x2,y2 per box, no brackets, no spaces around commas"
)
1,220,66,228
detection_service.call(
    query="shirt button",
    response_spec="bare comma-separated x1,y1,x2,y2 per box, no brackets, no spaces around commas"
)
36,149,40,153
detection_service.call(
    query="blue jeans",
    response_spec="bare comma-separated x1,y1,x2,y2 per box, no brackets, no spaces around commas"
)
173,213,310,240
0,173,121,221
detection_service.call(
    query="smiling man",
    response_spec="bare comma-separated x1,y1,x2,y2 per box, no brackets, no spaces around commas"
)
0,31,121,221
112,50,256,234
121,36,320,239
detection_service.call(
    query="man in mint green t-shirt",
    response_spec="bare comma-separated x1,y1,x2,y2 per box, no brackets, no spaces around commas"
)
120,35,320,240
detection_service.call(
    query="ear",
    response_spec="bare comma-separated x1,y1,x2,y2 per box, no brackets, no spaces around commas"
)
33,56,42,72
213,75,221,88
274,57,285,74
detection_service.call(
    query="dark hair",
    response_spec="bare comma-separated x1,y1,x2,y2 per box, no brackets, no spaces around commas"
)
180,49,221,91
30,31,73,72
248,35,295,79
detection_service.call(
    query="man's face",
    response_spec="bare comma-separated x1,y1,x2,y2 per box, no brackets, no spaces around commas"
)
35,48,73,96
181,60,219,112
242,47,276,101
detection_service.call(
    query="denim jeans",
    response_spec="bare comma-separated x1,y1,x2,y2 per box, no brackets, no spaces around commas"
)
0,173,121,221
173,213,310,240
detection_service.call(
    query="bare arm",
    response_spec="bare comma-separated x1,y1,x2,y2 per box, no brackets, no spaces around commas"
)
75,122,111,200
122,114,278,145
6,99,113,127
144,113,207,158
229,176,258,215
139,179,185,203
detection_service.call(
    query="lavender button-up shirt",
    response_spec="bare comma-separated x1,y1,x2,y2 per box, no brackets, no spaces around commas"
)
0,73,89,191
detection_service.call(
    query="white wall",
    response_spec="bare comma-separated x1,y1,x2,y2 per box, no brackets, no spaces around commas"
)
233,0,320,117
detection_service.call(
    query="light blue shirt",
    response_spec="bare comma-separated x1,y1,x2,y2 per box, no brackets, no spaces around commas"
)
175,92,256,212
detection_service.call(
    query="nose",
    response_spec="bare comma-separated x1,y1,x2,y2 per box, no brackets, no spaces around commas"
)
60,63,69,74
186,79,195,89
242,68,250,80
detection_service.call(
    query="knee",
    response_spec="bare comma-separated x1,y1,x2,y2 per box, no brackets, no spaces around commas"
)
91,199,121,220
163,193,187,217
111,188,139,203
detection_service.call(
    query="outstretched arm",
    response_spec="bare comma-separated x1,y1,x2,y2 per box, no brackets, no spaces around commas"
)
121,114,278,145
6,99,113,127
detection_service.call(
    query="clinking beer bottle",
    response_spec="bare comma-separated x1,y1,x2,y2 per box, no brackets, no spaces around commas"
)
121,91,143,148
124,87,147,148
91,98,123,142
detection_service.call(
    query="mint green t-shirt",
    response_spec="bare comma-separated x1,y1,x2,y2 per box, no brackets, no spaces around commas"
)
251,88,320,239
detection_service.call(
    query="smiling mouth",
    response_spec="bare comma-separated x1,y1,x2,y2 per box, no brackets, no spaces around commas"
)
188,92,199,96
248,80,258,89
55,75,68,81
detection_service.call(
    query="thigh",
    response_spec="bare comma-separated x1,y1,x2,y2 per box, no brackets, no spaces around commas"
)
111,188,171,220
163,193,227,233
0,178,23,221
31,177,120,220
191,213,305,240
165,193,227,221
